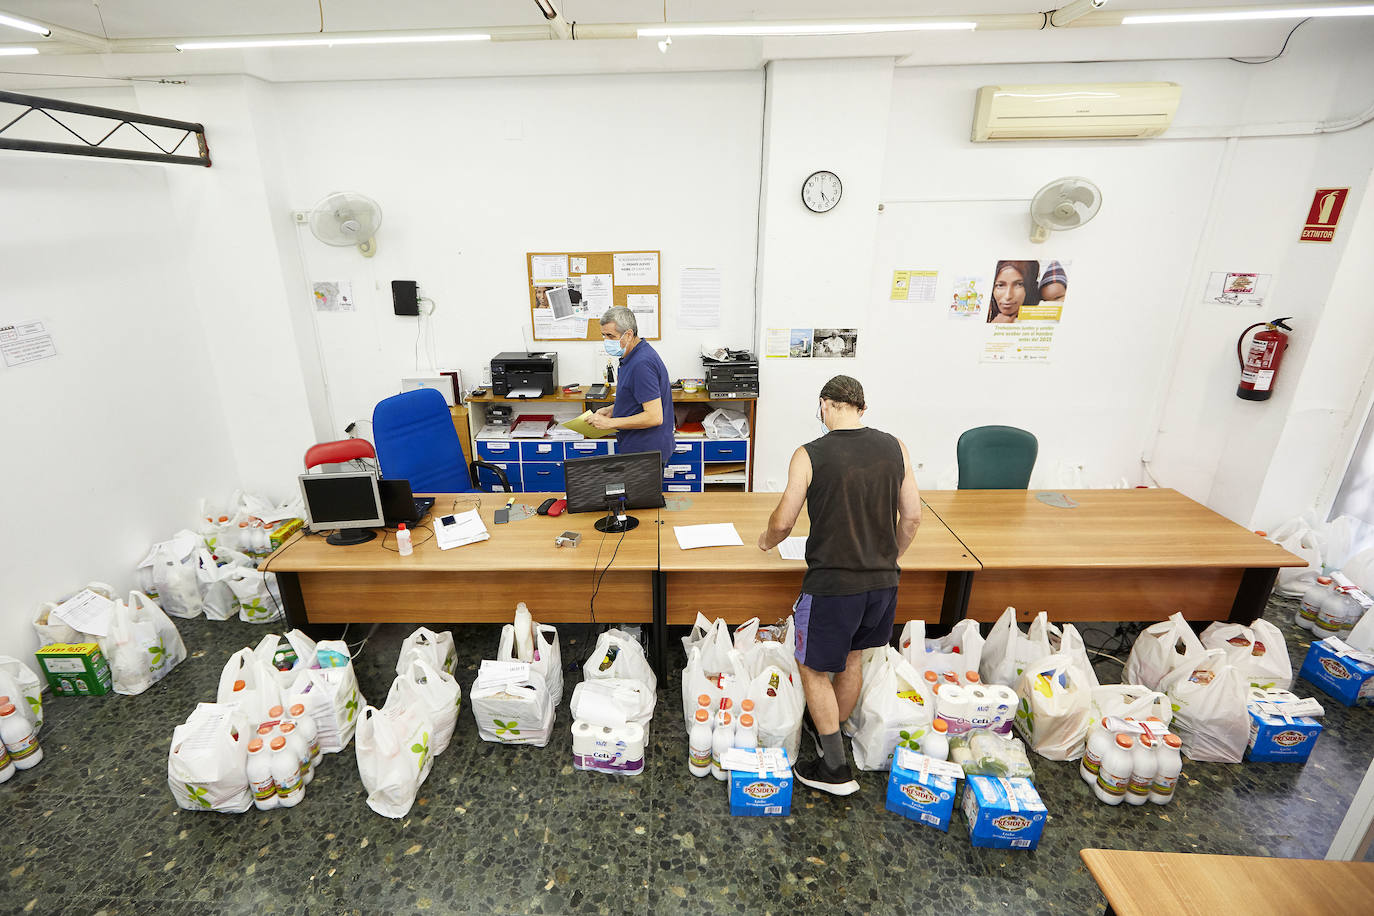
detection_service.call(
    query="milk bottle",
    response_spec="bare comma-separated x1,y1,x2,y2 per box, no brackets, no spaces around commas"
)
0,702,41,769
1126,735,1157,806
245,738,279,810
1148,734,1184,805
710,711,734,781
1081,718,1113,786
688,709,712,777
1094,734,1134,806
270,736,304,807
1298,577,1333,631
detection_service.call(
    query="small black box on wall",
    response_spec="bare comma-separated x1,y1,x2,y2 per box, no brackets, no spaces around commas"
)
391,280,419,316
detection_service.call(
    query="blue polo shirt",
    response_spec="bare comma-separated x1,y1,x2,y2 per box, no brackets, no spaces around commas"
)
613,339,675,465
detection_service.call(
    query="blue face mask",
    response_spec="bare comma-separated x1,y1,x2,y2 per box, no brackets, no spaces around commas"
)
603,334,625,358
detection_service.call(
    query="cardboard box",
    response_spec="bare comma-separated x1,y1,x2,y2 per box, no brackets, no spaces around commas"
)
1298,638,1374,707
886,748,960,832
35,643,112,696
1246,705,1323,762
269,518,304,551
725,748,792,817
962,775,1047,849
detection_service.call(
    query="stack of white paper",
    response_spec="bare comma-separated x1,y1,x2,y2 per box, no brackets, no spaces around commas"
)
777,537,807,560
434,509,489,550
673,523,744,550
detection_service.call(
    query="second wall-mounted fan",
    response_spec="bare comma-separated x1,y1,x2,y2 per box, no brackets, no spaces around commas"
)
308,191,383,257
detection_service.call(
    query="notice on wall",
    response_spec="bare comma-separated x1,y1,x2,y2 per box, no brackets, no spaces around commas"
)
764,328,828,358
981,324,1055,363
1203,271,1273,307
533,307,586,339
0,318,57,368
813,328,858,358
531,255,569,284
764,328,791,358
1300,188,1349,243
678,266,721,330
580,273,614,314
890,269,938,303
948,275,986,320
986,258,1067,324
569,257,588,274
614,252,659,286
627,293,659,338
313,281,354,312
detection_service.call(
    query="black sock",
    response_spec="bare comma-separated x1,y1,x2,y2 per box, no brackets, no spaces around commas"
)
819,730,845,765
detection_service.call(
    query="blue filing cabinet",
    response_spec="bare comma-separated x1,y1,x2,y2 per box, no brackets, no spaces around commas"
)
472,434,749,494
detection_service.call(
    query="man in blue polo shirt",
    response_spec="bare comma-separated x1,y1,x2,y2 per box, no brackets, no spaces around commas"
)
587,306,675,465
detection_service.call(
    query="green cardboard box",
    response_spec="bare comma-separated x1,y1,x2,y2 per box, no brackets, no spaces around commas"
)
36,643,113,696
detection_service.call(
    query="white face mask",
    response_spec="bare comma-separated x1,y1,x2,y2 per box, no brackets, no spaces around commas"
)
816,403,827,434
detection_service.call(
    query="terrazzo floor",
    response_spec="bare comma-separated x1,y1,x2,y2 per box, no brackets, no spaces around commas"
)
2,593,1371,915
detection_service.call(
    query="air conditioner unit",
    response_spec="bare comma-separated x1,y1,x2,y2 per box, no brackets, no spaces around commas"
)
972,82,1182,142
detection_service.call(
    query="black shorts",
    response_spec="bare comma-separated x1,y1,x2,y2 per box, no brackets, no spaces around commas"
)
792,587,898,673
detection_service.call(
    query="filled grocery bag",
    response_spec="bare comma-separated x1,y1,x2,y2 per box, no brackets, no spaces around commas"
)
849,647,935,771
681,617,748,729
1160,647,1249,763
980,608,1056,687
498,604,563,700
470,662,556,747
1123,612,1206,691
387,658,461,756
356,698,435,819
217,647,285,725
195,549,240,621
571,678,655,729
0,657,44,731
136,531,206,618
252,630,319,691
396,626,457,677
224,563,283,624
732,616,801,682
899,618,985,686
743,663,804,763
287,639,367,753
1087,685,1172,739
584,627,656,691
1200,619,1292,690
168,703,253,813
1013,653,1092,761
100,591,187,696
32,581,114,647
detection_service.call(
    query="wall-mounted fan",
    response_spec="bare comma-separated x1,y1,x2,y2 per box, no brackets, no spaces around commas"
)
1029,177,1101,243
308,192,383,257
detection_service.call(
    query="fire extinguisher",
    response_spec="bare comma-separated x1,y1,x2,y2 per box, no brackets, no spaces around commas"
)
1236,317,1293,401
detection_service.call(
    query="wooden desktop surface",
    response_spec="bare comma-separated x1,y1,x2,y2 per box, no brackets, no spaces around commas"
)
1079,848,1374,916
657,492,976,625
267,494,658,624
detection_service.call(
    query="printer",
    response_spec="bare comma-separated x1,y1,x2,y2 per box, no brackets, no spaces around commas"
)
702,351,758,398
491,351,559,397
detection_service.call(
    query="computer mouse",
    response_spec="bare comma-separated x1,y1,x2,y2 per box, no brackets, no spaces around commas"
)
537,498,557,516
547,499,567,517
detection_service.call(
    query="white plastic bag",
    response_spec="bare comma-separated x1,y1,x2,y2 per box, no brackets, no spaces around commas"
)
289,639,367,753
225,564,282,624
682,613,736,674
387,659,461,756
471,668,556,747
744,664,805,763
1343,546,1374,598
681,643,748,730
35,581,117,646
980,608,1056,687
584,628,656,691
571,678,656,728
498,620,563,701
1013,654,1092,761
396,627,457,678
196,549,240,621
703,408,749,439
139,534,206,618
1087,685,1172,739
100,591,187,696
0,658,44,731
1123,613,1206,690
1349,601,1374,653
899,619,985,685
1200,619,1292,690
217,647,285,725
1053,624,1101,691
1270,515,1323,597
355,700,435,819
252,630,318,691
849,648,935,771
1160,647,1249,763
167,703,253,813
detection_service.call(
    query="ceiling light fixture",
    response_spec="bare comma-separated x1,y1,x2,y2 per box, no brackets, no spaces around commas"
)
0,45,38,55
1050,0,1109,27
1123,4,1374,24
637,21,977,38
0,13,50,36
176,33,491,51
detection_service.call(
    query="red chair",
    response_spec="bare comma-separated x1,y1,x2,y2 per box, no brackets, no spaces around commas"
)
303,438,377,472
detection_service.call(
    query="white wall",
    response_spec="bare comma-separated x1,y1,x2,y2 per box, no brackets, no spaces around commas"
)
268,71,764,438
0,103,238,656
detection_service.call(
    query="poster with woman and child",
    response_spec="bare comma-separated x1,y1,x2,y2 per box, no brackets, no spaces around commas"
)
978,258,1069,362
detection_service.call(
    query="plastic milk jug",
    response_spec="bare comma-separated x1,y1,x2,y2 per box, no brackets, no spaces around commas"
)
711,711,734,781
279,722,312,785
0,739,14,784
1316,587,1362,636
287,703,320,769
270,736,304,807
735,713,759,749
1094,734,1134,805
1126,735,1157,805
921,717,950,761
1298,577,1333,631
1081,718,1113,786
0,702,41,769
1149,734,1184,805
688,709,712,777
245,738,279,810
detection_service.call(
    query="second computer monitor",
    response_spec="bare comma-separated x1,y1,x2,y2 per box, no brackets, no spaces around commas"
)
563,449,665,533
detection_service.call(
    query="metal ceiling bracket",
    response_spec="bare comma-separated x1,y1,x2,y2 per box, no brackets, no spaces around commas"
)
0,90,210,167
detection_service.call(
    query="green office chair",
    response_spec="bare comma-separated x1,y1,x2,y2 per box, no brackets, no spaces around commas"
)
957,425,1038,489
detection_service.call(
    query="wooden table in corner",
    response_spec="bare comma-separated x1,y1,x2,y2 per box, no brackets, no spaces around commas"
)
919,488,1308,624
265,493,659,627
1080,848,1374,916
655,490,979,636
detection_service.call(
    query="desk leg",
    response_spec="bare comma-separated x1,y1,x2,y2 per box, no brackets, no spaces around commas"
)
1230,567,1278,624
937,571,973,634
278,571,308,629
652,571,668,685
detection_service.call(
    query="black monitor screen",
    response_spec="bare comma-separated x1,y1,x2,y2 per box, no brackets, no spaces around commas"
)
564,450,666,515
300,473,384,529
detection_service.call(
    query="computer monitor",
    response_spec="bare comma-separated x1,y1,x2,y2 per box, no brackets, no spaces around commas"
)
298,471,384,546
563,450,666,533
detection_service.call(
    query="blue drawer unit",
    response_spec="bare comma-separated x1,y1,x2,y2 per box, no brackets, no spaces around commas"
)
520,440,565,462
475,439,518,462
663,461,702,483
477,461,518,492
521,461,566,493
565,440,611,459
669,441,702,462
703,439,748,462
665,479,704,493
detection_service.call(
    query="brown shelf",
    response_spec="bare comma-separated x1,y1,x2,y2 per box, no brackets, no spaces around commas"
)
466,387,756,405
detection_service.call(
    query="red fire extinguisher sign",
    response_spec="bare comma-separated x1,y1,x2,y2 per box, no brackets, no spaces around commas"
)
1300,188,1349,242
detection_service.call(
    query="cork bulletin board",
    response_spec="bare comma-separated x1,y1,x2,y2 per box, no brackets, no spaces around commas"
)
526,250,661,342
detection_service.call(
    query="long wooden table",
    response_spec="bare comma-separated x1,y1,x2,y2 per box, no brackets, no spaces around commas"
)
266,494,659,625
1080,848,1374,916
920,488,1307,624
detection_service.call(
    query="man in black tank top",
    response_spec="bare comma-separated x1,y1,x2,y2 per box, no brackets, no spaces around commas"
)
757,375,921,795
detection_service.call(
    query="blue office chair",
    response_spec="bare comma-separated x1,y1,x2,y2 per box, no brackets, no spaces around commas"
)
956,425,1038,489
372,389,511,493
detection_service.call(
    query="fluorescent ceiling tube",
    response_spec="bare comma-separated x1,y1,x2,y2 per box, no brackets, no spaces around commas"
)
637,22,977,38
1050,0,1109,26
176,33,491,50
1124,5,1374,24
0,13,50,36
0,45,38,55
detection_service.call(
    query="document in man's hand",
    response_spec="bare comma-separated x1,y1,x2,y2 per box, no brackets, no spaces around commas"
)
434,508,489,550
561,410,615,439
673,523,744,550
